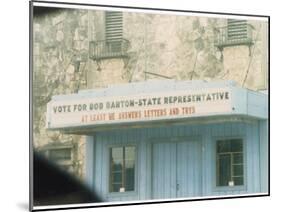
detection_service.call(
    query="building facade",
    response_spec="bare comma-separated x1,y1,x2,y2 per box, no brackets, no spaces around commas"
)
46,80,268,202
33,6,268,189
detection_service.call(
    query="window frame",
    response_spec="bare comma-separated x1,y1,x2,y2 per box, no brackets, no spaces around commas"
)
226,19,249,42
212,136,247,191
108,144,137,194
48,147,73,162
38,145,75,173
104,11,123,43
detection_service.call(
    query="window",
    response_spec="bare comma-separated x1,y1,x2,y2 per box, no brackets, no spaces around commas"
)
105,12,123,40
227,19,248,41
216,139,244,187
38,143,78,175
89,11,129,60
105,11,123,52
49,148,72,162
109,146,135,192
214,19,253,49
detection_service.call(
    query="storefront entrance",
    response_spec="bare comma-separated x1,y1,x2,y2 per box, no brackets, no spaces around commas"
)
152,139,202,199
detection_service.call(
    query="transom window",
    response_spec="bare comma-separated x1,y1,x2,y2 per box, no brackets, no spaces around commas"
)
216,139,244,187
109,146,135,193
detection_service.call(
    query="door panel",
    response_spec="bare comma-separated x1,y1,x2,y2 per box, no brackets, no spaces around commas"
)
152,142,176,199
176,141,202,198
152,140,201,199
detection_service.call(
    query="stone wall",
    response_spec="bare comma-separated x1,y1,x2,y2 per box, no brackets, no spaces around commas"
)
87,11,268,90
33,8,89,179
222,20,268,90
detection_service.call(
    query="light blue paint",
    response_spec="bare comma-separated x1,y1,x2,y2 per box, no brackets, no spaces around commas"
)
85,136,94,188
48,80,268,201
259,120,268,193
86,120,267,202
231,87,247,115
247,90,268,119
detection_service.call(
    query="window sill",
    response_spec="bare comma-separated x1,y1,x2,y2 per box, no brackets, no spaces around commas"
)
213,185,246,192
107,191,138,198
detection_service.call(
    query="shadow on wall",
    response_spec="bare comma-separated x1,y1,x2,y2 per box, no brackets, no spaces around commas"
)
33,6,68,17
33,151,102,206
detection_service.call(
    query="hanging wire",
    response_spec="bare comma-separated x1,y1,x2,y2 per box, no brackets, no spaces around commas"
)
242,24,262,87
190,50,199,80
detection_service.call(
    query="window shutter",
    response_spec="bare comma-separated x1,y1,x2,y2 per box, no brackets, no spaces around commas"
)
227,19,248,40
105,11,123,42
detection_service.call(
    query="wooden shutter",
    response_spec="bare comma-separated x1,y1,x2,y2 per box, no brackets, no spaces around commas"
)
227,19,248,40
105,11,123,42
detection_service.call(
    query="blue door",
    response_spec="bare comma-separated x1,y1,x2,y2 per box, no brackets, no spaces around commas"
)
152,140,202,199
176,141,202,198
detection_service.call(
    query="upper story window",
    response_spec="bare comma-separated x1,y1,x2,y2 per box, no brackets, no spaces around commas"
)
89,11,130,61
227,19,248,41
216,139,244,187
109,146,136,193
105,11,123,54
105,11,123,42
214,19,254,50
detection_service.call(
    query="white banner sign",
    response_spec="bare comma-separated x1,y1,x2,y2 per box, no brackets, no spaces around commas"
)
46,88,232,129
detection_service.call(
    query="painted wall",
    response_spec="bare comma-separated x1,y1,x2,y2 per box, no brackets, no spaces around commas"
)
86,120,264,202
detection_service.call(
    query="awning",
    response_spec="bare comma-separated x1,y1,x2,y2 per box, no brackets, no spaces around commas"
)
46,80,268,133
